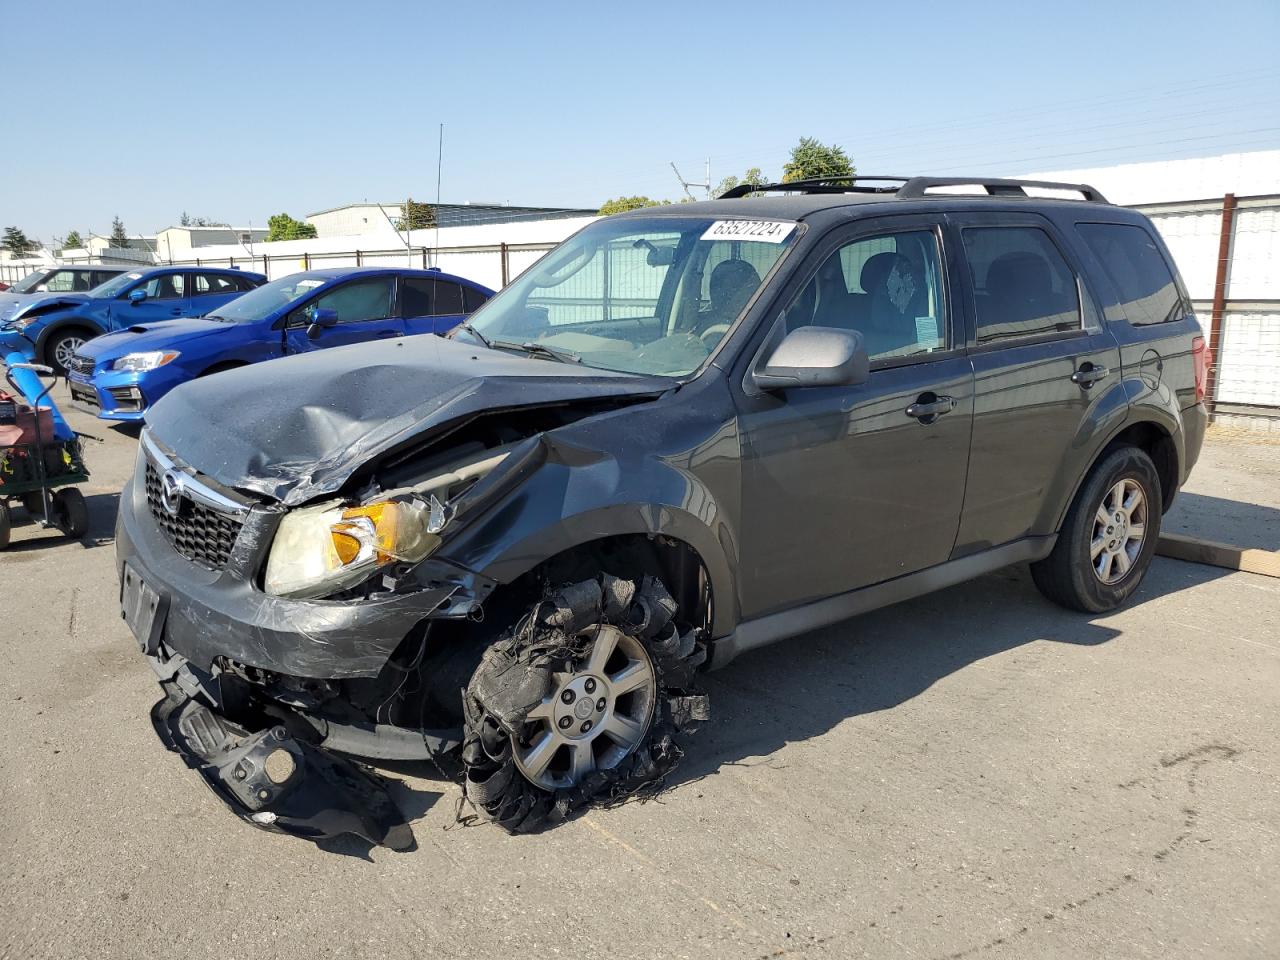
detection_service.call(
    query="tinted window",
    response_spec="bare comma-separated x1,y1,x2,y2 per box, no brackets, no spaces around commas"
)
1077,223,1182,325
193,273,238,296
784,229,948,362
234,275,260,292
433,280,465,316
463,285,488,313
141,273,186,300
91,271,120,288
295,276,394,324
400,277,434,317
962,227,1080,344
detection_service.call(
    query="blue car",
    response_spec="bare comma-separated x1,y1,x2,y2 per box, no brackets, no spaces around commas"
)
0,264,136,325
0,265,266,374
67,267,494,422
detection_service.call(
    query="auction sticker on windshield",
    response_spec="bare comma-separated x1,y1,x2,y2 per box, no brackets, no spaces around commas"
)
701,220,796,244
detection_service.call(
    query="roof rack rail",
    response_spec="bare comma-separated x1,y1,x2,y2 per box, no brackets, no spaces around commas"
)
895,177,1109,203
718,175,912,199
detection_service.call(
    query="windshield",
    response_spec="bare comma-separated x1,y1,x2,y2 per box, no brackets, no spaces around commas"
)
91,271,144,298
11,270,55,294
458,216,797,376
206,274,329,323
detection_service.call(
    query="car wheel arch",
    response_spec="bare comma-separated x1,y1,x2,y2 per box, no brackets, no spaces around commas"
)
37,320,101,363
199,360,249,377
454,508,735,641
1052,415,1182,533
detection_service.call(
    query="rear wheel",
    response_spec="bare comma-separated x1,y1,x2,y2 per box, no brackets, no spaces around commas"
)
462,574,708,832
45,328,92,375
21,491,44,517
51,488,89,540
1031,445,1162,613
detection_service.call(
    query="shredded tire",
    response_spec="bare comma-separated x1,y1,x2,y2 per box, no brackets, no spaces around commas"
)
461,574,709,832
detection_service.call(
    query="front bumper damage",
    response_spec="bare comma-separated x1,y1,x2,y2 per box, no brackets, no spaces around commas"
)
118,453,479,847
151,662,415,850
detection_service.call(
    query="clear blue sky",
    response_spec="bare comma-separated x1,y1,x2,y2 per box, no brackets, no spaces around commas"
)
5,0,1279,242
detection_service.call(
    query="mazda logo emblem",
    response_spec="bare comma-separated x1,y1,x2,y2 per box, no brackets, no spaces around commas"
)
160,469,185,517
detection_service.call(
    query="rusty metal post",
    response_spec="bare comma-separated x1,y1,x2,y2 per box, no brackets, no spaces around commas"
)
356,249,363,266
263,253,269,276
303,252,310,270
500,242,510,287
422,247,429,269
1207,193,1237,411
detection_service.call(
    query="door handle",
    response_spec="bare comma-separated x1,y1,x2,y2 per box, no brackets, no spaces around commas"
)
905,394,956,422
1070,363,1110,387
170,308,182,315
375,330,399,338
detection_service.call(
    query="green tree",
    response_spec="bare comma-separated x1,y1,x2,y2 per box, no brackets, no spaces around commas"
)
597,196,669,216
714,166,769,198
398,197,436,231
781,137,855,183
109,216,129,248
180,212,214,227
3,226,36,257
63,229,85,250
265,213,318,242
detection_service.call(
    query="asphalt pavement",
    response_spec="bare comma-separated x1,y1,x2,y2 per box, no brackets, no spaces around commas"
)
2,384,1277,960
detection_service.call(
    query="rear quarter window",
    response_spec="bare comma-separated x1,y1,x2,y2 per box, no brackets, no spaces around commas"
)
1076,222,1183,326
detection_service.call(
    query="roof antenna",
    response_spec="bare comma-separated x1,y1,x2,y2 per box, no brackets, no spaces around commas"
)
434,123,444,267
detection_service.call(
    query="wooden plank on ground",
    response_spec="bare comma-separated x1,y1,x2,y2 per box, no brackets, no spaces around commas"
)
1156,533,1280,578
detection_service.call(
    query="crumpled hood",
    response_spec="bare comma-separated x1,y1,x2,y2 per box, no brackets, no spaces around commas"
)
146,335,668,506
80,317,232,361
5,292,91,322
0,291,44,322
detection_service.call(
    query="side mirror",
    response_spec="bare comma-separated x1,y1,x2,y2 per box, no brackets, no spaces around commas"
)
306,307,339,340
752,326,870,391
128,288,148,304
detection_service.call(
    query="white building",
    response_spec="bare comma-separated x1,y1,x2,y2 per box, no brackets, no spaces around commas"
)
305,201,595,238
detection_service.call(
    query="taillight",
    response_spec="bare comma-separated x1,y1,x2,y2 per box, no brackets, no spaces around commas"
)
1192,335,1209,404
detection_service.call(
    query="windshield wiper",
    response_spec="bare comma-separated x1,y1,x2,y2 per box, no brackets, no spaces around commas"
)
491,339,582,364
456,320,493,349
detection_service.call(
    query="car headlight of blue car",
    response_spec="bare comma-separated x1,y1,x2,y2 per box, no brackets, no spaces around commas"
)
112,350,181,372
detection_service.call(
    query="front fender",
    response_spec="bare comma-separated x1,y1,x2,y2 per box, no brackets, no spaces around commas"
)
440,436,739,638
34,313,106,355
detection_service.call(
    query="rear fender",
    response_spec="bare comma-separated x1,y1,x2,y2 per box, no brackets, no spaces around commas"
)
1042,377,1185,532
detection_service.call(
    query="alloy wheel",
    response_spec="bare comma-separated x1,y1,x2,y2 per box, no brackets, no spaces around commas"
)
513,625,657,792
53,337,84,371
1091,478,1147,585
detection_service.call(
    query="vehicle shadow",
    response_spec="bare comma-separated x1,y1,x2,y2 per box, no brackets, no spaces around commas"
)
1163,491,1280,552
664,558,1230,791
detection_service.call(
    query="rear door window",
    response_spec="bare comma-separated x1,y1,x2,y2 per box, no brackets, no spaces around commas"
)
961,226,1081,344
433,280,465,315
42,270,77,292
193,273,238,296
1076,222,1184,325
400,277,434,317
463,285,489,312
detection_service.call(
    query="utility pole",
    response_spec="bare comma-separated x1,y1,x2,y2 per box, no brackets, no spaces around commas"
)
671,159,711,201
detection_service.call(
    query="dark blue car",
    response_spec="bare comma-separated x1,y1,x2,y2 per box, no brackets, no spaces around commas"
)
0,265,266,373
67,267,494,422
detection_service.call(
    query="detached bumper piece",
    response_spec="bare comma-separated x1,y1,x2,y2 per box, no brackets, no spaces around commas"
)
151,680,414,850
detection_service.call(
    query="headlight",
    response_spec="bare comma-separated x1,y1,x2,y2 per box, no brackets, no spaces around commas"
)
11,317,35,330
263,496,446,599
112,351,180,372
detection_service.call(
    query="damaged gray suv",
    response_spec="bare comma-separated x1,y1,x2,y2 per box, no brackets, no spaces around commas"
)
118,176,1209,848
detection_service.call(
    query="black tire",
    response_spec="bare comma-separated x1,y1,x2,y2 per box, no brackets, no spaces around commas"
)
43,328,94,376
0,502,10,550
1031,445,1162,613
21,491,44,517
51,488,89,540
461,574,709,833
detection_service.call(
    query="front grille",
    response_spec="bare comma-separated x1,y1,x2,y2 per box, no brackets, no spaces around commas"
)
67,354,96,376
144,460,244,569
